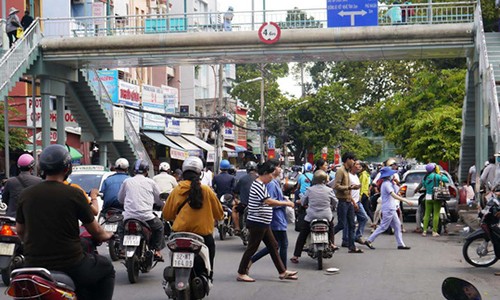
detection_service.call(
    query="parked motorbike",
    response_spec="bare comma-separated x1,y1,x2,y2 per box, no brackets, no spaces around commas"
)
442,277,481,300
99,208,124,261
0,216,23,285
306,219,335,270
122,218,160,283
6,267,77,300
462,195,500,267
239,206,249,246
163,232,211,300
217,194,235,240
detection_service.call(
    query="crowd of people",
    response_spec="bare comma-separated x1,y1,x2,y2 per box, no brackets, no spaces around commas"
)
4,142,498,298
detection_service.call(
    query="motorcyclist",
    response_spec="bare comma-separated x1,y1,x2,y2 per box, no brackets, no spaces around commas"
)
232,161,258,235
163,156,224,272
16,144,115,300
212,159,236,199
153,162,178,200
118,159,165,261
290,170,338,263
100,158,129,210
3,153,42,217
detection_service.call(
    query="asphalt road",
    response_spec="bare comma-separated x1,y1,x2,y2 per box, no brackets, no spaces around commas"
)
102,221,500,300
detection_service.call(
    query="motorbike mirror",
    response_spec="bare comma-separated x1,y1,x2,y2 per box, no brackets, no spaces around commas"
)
442,277,481,300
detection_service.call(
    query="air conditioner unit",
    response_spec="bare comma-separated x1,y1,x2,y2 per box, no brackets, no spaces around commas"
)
72,0,85,4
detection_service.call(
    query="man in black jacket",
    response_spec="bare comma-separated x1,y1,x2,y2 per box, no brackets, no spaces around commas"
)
21,10,33,30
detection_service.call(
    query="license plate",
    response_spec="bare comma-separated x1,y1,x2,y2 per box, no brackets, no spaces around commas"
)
312,233,328,244
103,223,118,232
123,235,140,246
172,252,194,268
0,242,15,256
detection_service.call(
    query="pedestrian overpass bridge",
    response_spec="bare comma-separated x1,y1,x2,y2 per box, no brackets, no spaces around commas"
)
0,2,496,182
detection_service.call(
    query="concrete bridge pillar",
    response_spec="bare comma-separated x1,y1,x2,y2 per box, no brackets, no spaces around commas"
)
40,78,66,149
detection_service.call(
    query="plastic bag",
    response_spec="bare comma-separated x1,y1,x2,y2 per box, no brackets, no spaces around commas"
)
286,205,295,224
16,27,24,39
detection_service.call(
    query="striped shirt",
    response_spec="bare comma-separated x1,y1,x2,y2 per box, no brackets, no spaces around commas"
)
247,179,273,225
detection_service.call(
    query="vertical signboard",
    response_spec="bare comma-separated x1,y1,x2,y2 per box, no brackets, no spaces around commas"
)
113,106,125,141
235,107,248,149
119,81,141,133
142,84,165,131
162,85,180,135
327,0,378,27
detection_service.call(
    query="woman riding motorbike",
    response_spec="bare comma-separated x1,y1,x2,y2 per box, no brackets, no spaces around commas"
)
162,156,224,271
290,170,338,264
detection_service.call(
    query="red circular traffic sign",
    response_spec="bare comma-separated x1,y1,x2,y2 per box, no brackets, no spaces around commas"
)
258,22,281,44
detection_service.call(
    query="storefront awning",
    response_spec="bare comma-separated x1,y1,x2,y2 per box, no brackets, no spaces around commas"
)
225,141,247,152
166,135,203,157
143,131,182,150
181,135,214,152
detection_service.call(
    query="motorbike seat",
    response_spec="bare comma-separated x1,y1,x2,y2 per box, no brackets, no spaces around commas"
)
50,271,76,291
124,218,152,238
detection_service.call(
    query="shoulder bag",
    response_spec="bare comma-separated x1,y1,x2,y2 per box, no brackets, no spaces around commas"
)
432,175,451,201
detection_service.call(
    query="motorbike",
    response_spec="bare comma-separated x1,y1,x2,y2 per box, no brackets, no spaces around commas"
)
99,208,124,261
462,195,500,267
238,206,249,246
0,216,23,285
217,194,235,240
281,166,300,198
122,218,160,283
306,218,335,270
442,277,482,300
163,232,211,300
6,267,77,300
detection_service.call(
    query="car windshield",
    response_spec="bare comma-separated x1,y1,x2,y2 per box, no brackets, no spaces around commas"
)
68,173,104,194
404,171,453,185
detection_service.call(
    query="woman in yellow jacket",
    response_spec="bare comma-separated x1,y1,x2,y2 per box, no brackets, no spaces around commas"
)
163,156,224,270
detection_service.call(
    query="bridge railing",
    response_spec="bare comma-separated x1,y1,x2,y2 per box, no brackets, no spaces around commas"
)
474,5,500,152
39,2,475,38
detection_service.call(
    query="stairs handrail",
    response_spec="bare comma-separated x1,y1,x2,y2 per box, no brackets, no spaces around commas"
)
0,18,41,93
84,69,153,174
474,4,500,152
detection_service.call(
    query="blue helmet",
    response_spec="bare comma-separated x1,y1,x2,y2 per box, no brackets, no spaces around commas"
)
220,159,230,170
304,162,313,172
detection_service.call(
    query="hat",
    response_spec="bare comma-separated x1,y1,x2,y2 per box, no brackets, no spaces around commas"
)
379,167,397,179
9,7,19,15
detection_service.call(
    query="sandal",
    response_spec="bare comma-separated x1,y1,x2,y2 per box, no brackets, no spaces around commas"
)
290,257,299,264
279,270,298,280
236,274,255,282
348,248,364,254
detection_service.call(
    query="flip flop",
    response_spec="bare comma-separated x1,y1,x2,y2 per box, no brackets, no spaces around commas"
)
279,270,298,280
290,257,299,264
348,248,364,254
236,275,255,282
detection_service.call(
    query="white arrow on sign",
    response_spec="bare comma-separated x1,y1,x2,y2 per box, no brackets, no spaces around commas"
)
338,10,367,26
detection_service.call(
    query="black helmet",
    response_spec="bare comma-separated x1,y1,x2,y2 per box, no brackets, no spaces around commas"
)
39,144,72,178
228,164,236,175
246,161,258,173
133,159,149,174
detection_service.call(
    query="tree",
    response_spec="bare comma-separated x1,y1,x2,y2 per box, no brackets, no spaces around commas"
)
0,103,31,151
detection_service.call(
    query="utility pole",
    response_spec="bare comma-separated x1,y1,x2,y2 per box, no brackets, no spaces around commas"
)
214,64,224,174
259,64,265,163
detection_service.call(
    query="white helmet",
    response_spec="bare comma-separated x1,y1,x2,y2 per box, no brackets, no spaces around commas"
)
159,162,171,172
115,158,129,170
182,156,203,174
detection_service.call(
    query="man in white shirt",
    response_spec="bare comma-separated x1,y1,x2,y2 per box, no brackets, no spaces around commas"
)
201,166,213,187
348,161,369,245
153,162,178,200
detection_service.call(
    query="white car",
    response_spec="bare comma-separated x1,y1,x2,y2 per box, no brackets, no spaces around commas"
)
68,165,115,214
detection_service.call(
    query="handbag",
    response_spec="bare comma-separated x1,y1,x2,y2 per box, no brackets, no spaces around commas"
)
16,27,24,39
432,176,451,201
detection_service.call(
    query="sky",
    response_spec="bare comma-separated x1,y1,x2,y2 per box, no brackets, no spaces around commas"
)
217,0,328,97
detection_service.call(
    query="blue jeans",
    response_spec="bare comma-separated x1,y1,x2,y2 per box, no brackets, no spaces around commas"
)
334,201,355,249
341,202,368,242
251,230,288,269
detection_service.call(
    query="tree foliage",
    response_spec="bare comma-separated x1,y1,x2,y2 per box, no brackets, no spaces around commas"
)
0,103,30,151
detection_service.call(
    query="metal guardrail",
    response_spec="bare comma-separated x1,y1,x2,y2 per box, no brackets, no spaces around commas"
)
0,18,41,94
474,5,500,152
38,2,475,38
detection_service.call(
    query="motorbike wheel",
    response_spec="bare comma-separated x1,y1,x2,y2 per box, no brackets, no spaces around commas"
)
218,224,226,240
108,238,121,262
241,228,249,246
126,255,140,283
463,235,498,267
1,266,11,286
317,250,323,270
177,288,191,300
